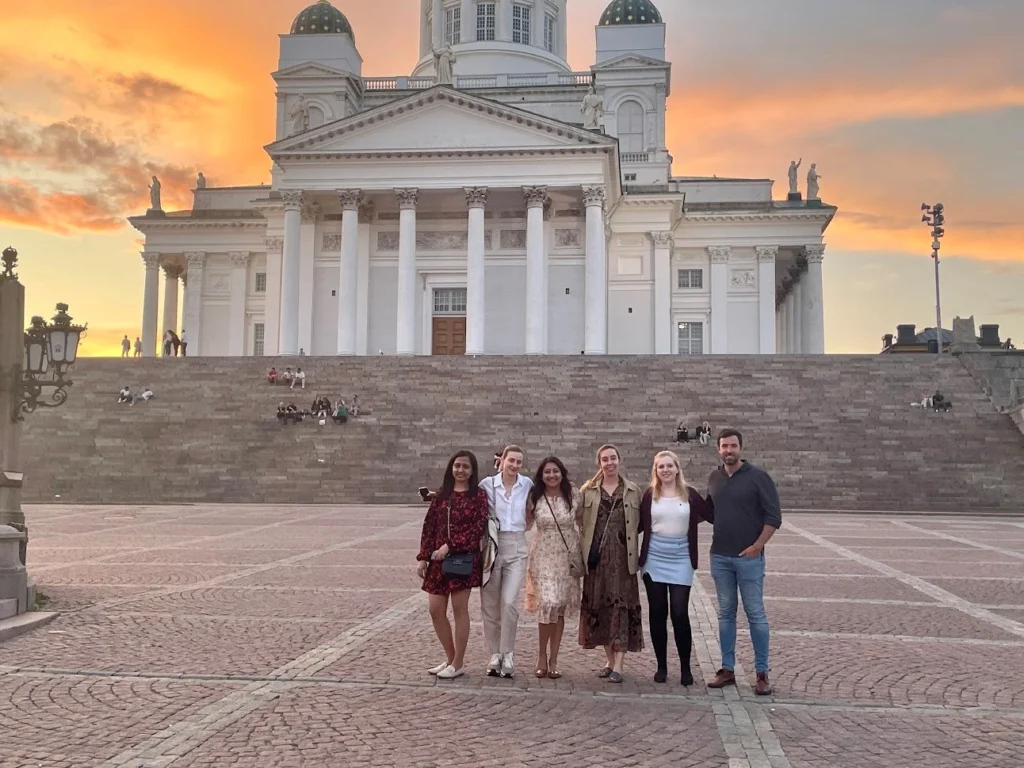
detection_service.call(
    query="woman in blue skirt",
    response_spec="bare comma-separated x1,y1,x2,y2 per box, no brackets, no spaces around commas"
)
638,450,714,685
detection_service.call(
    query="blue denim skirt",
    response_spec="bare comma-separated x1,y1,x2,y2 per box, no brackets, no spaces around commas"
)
642,533,694,586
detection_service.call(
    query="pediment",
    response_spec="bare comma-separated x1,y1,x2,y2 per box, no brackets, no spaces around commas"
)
593,54,669,70
273,62,354,80
267,87,613,156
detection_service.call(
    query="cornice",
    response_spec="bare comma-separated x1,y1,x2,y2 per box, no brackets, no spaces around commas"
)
269,146,612,162
129,218,268,233
684,209,836,224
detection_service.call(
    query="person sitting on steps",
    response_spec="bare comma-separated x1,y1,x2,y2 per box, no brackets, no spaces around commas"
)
932,391,952,412
333,400,348,424
676,422,690,444
117,386,133,403
281,368,294,387
268,367,278,385
292,368,306,390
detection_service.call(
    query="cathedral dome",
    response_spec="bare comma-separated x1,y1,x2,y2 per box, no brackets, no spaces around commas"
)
599,0,663,25
290,0,355,38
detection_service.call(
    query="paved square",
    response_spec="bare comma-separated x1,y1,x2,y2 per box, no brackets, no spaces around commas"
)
2,505,1023,767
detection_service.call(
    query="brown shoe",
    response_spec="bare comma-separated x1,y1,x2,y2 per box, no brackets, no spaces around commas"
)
707,668,736,689
755,672,773,696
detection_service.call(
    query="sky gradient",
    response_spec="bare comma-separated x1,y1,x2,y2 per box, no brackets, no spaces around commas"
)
1,0,1022,355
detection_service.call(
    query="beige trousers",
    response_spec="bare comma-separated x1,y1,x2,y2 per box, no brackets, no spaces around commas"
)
480,532,528,656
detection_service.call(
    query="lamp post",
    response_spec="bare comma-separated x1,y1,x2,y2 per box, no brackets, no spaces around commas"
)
921,204,946,356
0,246,86,567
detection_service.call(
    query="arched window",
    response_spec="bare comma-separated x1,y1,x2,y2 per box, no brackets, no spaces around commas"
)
616,100,645,155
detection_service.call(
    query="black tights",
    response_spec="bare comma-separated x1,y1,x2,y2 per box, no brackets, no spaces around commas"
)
643,574,692,672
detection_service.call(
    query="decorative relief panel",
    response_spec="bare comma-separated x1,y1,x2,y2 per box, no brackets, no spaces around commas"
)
377,231,400,252
555,209,582,218
500,230,527,249
417,230,468,251
730,269,756,288
322,234,341,251
617,235,645,248
206,273,230,292
555,229,581,248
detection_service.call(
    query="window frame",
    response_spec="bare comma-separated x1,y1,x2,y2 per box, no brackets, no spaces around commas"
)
677,268,703,290
544,12,556,53
433,287,468,315
512,3,531,45
476,2,496,41
253,322,266,357
255,272,267,293
676,321,704,356
445,5,461,46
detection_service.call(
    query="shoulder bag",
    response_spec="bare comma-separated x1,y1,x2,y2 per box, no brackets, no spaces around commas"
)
441,498,475,577
587,494,620,571
545,495,585,579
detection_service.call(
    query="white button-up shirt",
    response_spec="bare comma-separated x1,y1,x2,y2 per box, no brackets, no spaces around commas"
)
481,474,533,532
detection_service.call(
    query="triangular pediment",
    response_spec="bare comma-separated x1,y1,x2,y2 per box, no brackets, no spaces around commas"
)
273,62,354,80
593,53,669,70
267,86,614,156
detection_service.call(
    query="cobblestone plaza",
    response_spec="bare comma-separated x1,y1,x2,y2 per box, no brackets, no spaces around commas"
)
2,504,1023,767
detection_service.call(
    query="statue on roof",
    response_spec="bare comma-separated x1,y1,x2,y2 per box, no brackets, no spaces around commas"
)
787,159,801,195
806,163,822,200
196,172,207,189
433,47,456,86
581,83,604,130
148,176,162,211
289,95,310,135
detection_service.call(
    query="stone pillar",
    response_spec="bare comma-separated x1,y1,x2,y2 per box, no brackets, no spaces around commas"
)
460,0,473,42
533,0,544,46
432,0,444,48
298,199,320,355
162,265,181,349
779,293,789,352
708,246,731,354
791,277,804,354
498,0,511,41
279,191,303,355
756,246,778,354
583,186,607,355
337,190,361,356
228,252,250,357
0,273,26,557
396,188,419,356
264,237,283,357
803,245,826,354
524,186,548,354
140,252,161,357
465,187,488,355
652,231,673,355
182,252,206,356
0,526,28,614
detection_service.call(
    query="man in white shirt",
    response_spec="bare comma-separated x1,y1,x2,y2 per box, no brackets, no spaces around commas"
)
291,368,306,390
478,445,532,678
180,330,189,357
121,335,131,358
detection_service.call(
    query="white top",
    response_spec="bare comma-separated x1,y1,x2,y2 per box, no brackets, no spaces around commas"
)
481,473,533,532
651,495,691,538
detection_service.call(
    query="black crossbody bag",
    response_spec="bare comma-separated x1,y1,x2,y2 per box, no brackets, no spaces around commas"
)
441,499,474,577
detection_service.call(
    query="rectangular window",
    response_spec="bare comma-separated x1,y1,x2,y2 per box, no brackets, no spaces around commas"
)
255,272,267,293
544,13,556,53
677,269,703,289
253,323,265,357
677,322,704,356
512,4,531,45
476,3,496,41
433,288,468,315
445,6,461,46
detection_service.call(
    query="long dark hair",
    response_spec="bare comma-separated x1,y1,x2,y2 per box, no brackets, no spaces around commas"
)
529,456,573,509
436,450,480,501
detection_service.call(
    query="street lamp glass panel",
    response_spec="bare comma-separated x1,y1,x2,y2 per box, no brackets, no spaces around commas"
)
65,330,81,363
47,329,69,363
26,338,47,374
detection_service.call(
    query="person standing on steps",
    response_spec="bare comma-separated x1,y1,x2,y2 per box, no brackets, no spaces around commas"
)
417,450,489,680
706,429,782,696
579,444,643,684
179,329,188,357
478,445,532,679
121,335,131,358
638,450,714,686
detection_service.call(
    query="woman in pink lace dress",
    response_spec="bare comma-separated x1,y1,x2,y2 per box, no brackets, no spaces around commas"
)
525,456,583,678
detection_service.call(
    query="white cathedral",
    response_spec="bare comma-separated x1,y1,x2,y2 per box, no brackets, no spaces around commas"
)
131,0,835,358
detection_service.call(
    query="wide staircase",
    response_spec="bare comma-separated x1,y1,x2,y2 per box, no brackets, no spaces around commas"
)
19,355,1024,512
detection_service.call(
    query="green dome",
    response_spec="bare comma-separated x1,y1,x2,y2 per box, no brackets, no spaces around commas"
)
290,0,355,38
599,0,663,25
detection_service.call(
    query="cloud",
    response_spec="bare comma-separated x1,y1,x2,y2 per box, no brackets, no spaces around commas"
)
107,73,210,112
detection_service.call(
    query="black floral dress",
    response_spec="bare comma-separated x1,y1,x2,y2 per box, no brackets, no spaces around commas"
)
579,483,643,652
418,489,489,595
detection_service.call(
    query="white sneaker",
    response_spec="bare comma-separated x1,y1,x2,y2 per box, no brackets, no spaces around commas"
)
486,654,502,677
500,652,515,678
428,661,449,675
436,665,465,680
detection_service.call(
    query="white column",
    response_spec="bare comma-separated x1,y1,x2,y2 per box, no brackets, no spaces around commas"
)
498,0,511,41
652,231,673,354
228,251,249,357
791,279,804,354
708,246,730,354
460,0,473,42
583,186,607,355
432,0,444,48
803,244,826,354
396,188,419,356
524,186,548,354
775,296,783,354
264,237,283,356
465,187,488,355
532,0,544,46
779,294,789,352
337,190,361,356
756,246,778,354
298,200,319,355
140,253,160,358
356,204,372,355
182,252,206,356
161,265,181,347
278,191,302,355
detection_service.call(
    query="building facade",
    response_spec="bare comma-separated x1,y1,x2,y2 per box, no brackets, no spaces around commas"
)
130,0,835,357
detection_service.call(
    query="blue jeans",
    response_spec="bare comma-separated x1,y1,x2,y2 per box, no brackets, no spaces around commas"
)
710,553,770,673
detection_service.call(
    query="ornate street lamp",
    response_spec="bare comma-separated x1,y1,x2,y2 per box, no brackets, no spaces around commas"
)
15,304,86,420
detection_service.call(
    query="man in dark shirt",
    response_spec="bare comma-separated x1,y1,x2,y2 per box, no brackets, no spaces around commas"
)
706,428,782,696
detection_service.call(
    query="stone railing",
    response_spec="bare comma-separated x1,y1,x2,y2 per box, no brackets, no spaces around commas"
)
621,152,650,164
363,71,592,91
958,350,1024,411
1010,403,1024,437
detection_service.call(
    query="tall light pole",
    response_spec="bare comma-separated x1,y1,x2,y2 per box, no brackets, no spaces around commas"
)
921,203,945,356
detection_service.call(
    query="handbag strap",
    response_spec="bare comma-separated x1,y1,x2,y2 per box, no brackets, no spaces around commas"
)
544,494,571,553
594,493,620,554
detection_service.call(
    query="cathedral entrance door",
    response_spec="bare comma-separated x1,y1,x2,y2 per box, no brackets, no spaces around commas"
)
432,317,466,356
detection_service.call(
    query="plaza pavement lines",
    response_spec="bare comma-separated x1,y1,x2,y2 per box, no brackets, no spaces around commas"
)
891,520,1024,561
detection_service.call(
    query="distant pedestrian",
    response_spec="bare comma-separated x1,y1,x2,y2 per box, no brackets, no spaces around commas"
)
163,330,174,357
133,337,142,357
171,330,181,357
706,429,782,696
179,330,188,357
121,335,131,358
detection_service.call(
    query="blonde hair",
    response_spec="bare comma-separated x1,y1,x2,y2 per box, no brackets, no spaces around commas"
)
501,444,524,460
650,450,687,502
581,443,623,491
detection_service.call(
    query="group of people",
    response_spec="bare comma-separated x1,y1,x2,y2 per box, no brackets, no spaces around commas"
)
162,330,188,357
275,394,362,425
117,385,155,406
416,432,782,694
121,336,142,358
677,420,713,446
268,367,306,389
912,390,953,412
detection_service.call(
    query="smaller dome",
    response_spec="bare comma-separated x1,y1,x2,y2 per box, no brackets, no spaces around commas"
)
290,0,355,39
599,0,663,26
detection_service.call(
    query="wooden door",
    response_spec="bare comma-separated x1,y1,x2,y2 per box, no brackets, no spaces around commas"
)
431,318,467,356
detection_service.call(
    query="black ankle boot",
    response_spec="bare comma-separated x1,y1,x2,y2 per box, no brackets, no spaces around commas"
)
680,667,694,687
654,667,667,684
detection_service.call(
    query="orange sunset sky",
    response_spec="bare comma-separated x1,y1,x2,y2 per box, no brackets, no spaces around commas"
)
1,0,1022,355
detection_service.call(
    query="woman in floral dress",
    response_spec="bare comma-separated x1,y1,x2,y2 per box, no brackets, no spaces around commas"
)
525,456,583,678
417,450,489,680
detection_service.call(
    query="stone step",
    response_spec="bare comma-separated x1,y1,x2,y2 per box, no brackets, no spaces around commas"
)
0,598,18,621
